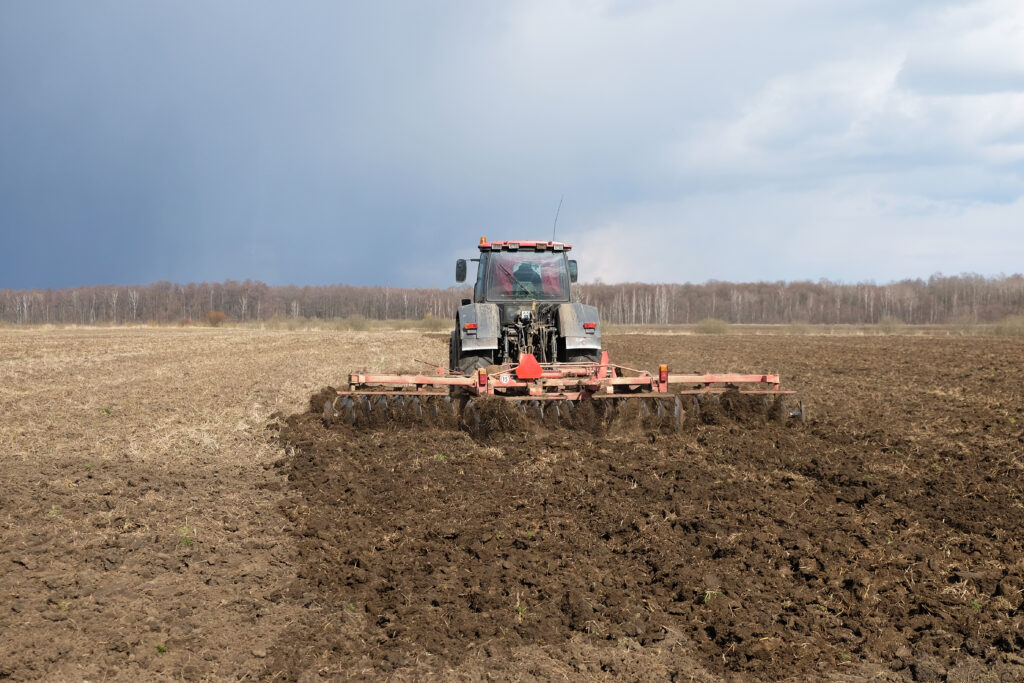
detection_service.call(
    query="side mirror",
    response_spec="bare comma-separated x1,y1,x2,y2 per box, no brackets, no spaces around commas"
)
568,260,578,283
455,259,467,282
461,298,471,306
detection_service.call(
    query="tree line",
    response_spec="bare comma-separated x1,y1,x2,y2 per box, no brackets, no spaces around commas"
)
1,274,1022,326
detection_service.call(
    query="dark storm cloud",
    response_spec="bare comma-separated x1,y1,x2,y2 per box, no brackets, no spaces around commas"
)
0,1,495,288
1,1,1022,289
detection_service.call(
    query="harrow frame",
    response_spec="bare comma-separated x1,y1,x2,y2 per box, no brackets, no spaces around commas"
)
335,351,795,402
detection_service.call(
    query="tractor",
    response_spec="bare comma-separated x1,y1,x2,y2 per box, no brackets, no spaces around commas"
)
449,238,600,373
321,236,803,429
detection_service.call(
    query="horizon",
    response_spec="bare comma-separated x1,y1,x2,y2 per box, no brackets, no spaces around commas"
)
2,270,1024,295
4,272,1023,327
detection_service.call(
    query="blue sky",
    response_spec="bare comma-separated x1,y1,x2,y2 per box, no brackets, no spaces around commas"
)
1,0,1022,289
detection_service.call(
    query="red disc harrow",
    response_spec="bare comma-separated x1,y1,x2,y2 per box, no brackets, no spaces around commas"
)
323,351,803,428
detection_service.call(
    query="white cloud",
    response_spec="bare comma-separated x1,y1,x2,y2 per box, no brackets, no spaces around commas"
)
679,37,1024,186
572,185,1024,284
485,0,1024,284
901,0,1024,94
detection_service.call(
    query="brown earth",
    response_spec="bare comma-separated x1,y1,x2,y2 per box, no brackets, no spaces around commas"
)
2,328,1023,680
0,327,431,681
271,334,1024,681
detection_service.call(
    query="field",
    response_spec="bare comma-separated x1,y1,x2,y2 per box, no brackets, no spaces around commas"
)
1,327,1022,681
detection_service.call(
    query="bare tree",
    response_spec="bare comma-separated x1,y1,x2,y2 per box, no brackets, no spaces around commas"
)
108,288,119,324
127,289,140,321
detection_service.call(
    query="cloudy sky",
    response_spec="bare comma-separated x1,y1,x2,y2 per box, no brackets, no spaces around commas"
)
1,0,1022,289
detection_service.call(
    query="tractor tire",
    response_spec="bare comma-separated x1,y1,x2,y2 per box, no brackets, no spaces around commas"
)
452,322,493,374
457,352,492,375
565,350,601,364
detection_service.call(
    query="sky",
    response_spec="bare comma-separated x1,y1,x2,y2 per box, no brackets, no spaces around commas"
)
1,0,1023,290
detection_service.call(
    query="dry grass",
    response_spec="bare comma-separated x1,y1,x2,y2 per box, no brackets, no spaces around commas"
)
0,327,448,680
0,327,444,463
994,314,1024,336
240,314,453,333
605,321,1015,336
692,318,730,335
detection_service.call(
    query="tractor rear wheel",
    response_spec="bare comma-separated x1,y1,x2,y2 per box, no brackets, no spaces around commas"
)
457,351,492,375
565,351,601,364
452,326,493,374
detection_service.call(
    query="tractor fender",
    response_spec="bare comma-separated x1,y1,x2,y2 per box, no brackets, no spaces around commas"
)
457,303,500,351
558,303,602,351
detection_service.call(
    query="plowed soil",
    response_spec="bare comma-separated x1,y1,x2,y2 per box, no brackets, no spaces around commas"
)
2,329,1023,681
271,334,1024,681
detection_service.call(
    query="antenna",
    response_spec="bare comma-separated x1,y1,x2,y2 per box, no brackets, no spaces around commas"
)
552,194,564,241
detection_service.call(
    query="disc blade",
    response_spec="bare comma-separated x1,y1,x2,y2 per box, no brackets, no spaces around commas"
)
463,399,479,430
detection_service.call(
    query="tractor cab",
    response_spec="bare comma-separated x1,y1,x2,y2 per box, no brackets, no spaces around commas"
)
456,239,578,303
